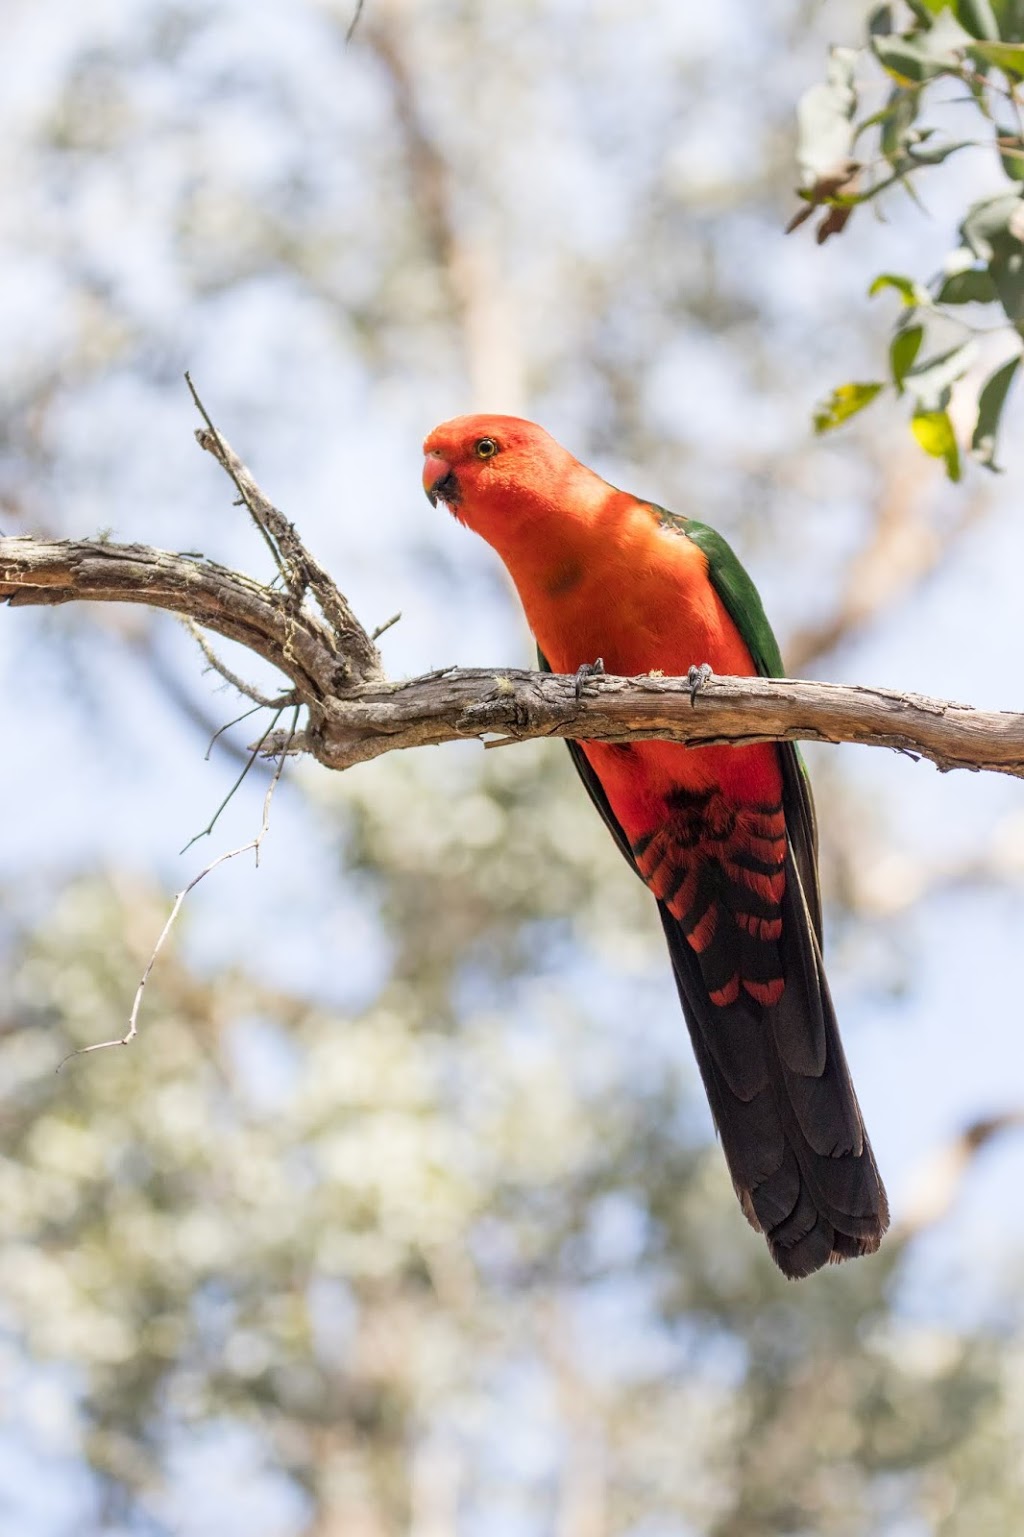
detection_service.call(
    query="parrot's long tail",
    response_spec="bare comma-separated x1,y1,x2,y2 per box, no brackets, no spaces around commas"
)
655,841,888,1279
554,726,888,1279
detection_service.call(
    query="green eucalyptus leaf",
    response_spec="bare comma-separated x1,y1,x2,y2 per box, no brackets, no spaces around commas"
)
956,195,1024,326
863,88,920,159
936,267,999,301
909,0,997,16
813,381,885,433
872,8,974,78
997,130,1024,181
872,34,949,80
971,353,1021,467
927,7,980,49
991,245,1024,325
961,190,1024,258
883,88,920,158
869,2,898,35
900,174,931,214
911,408,962,478
907,0,989,22
957,0,1001,39
969,39,1024,71
989,0,1024,40
904,135,973,164
904,340,978,409
869,271,933,305
890,324,925,390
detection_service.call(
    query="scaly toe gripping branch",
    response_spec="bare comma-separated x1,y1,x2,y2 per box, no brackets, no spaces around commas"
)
687,662,714,706
574,656,606,701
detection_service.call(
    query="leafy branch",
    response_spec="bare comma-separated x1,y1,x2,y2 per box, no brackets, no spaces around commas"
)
792,0,1024,476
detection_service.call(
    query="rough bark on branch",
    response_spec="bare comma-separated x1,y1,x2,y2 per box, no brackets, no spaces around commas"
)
307,668,1024,778
3,421,1023,783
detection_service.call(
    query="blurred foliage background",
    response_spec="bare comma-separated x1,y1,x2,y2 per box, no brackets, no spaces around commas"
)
1,1,1024,1533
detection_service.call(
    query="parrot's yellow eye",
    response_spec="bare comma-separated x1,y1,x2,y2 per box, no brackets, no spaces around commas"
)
474,437,499,460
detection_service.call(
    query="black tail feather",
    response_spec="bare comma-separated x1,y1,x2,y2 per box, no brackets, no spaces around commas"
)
657,853,888,1279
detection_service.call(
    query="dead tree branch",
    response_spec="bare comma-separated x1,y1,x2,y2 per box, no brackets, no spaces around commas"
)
3,415,1023,784
303,668,1024,778
4,534,1024,779
57,705,300,1069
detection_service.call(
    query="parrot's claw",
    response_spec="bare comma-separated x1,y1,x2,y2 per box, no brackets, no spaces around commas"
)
574,657,605,700
687,662,713,707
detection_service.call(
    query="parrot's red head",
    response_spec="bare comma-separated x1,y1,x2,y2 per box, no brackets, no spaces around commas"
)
422,414,601,551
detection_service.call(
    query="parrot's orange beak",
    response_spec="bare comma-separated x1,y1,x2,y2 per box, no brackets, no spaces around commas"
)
423,453,459,508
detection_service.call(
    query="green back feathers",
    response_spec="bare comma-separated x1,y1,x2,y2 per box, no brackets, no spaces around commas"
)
654,506,824,942
653,508,786,680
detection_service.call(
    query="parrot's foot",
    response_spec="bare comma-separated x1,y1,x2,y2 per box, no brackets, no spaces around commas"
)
574,657,605,700
687,662,713,707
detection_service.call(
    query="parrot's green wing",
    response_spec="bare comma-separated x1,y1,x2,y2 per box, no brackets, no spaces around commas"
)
668,510,822,946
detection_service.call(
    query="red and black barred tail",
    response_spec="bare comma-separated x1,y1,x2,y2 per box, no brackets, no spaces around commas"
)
553,722,888,1279
645,798,888,1279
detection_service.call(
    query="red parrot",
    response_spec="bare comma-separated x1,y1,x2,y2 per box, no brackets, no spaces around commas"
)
422,415,888,1278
